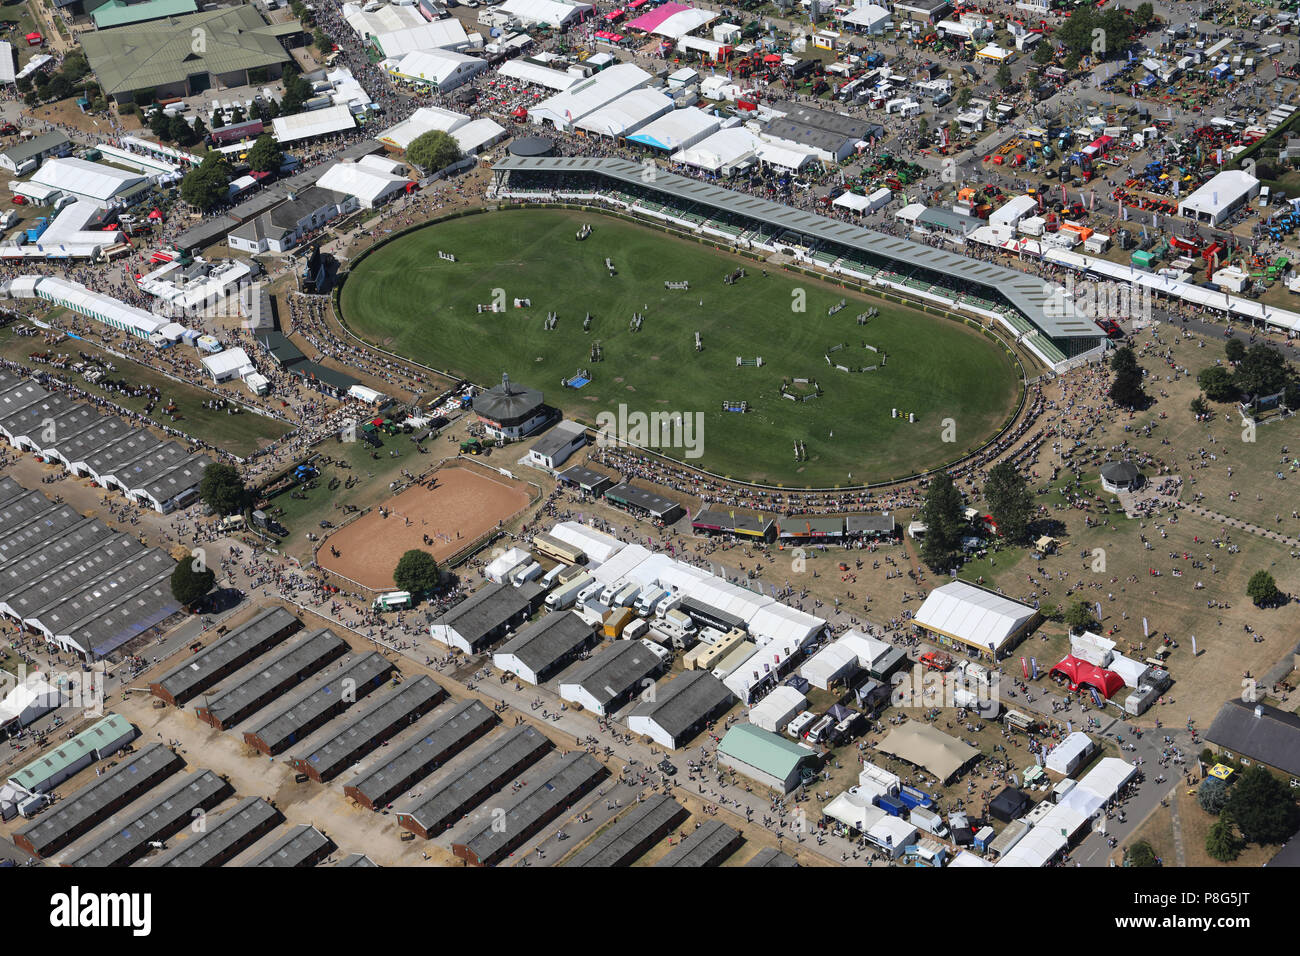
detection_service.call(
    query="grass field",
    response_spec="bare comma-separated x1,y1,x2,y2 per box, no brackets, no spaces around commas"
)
340,208,1023,486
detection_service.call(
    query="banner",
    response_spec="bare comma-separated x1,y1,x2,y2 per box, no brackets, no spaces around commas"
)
1030,658,1039,680
1021,657,1030,679
1142,617,1149,637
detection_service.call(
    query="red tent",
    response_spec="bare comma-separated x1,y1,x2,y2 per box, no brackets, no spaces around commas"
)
1050,655,1124,699
148,209,163,220
25,32,43,46
512,107,527,118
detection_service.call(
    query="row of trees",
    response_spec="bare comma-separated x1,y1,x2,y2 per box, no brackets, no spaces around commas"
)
916,460,1035,574
1197,340,1300,408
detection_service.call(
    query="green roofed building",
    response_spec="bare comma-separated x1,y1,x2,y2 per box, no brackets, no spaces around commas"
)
7,713,138,794
81,5,304,102
92,0,197,30
716,722,817,793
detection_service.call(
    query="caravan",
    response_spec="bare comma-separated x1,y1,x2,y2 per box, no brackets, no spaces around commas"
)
373,590,413,611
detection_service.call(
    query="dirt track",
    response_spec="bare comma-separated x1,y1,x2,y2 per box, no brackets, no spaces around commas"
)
318,463,531,590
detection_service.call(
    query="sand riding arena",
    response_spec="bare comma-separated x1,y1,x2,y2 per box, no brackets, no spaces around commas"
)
316,460,534,592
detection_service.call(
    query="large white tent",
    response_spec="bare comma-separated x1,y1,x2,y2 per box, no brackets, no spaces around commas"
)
529,63,651,129
549,521,624,565
315,159,409,209
386,48,486,92
575,88,673,138
625,108,721,151
800,640,859,690
271,105,357,144
499,0,593,29
747,602,823,647
27,158,148,208
0,678,62,729
373,19,470,57
912,580,1037,656
747,685,805,733
671,126,760,174
648,7,716,39
498,58,579,91
825,789,887,832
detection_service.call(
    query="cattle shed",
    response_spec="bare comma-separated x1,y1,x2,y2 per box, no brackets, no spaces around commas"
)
288,675,445,783
492,611,601,685
429,580,546,654
66,769,232,867
150,607,302,706
12,743,183,858
337,853,379,867
194,628,349,730
243,652,395,756
396,725,553,839
746,846,798,867
247,824,336,867
559,640,668,717
344,699,498,811
627,670,735,750
603,482,685,523
151,796,283,867
451,751,606,866
563,794,689,867
653,818,743,867
555,464,614,497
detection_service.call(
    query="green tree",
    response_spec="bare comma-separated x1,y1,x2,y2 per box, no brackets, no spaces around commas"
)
1190,394,1209,418
955,86,972,108
1234,343,1292,399
47,74,71,101
1205,811,1242,862
406,129,463,174
1197,776,1230,815
1226,765,1300,845
1033,40,1053,65
1125,841,1158,867
1246,570,1282,608
313,26,331,52
1064,600,1097,634
198,462,250,515
918,472,966,573
1225,337,1246,363
393,549,440,596
995,61,1013,89
170,554,216,610
1108,345,1146,408
246,133,283,173
168,114,196,147
983,460,1033,545
149,108,170,139
1197,365,1238,403
180,153,233,211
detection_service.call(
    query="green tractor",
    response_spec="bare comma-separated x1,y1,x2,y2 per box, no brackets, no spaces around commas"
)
459,439,484,455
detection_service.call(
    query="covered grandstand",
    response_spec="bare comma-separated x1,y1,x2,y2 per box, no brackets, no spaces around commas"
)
490,156,1102,368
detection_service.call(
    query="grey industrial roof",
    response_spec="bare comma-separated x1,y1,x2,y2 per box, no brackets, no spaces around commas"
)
563,640,663,709
174,215,238,253
32,548,175,638
293,675,445,780
605,482,682,518
345,698,498,809
845,514,896,534
66,769,231,867
628,670,734,741
0,518,114,599
492,155,1097,340
154,607,301,702
399,725,553,833
495,611,597,677
455,751,605,864
247,824,335,867
530,420,587,459
777,514,845,536
14,744,183,857
653,818,742,867
746,846,798,867
1207,700,1300,777
200,628,348,727
563,794,688,867
153,796,282,867
556,465,613,491
337,853,380,867
247,652,394,753
267,186,349,230
433,580,543,645
765,118,855,154
0,132,70,166
766,102,873,139
5,533,148,622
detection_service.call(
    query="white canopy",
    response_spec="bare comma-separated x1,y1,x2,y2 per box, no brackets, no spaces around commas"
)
912,581,1037,653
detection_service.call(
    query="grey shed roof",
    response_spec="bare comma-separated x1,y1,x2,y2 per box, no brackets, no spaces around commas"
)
14,743,182,857
746,846,799,867
653,818,742,867
292,675,445,780
1206,699,1300,777
530,419,587,460
337,853,380,867
397,724,553,834
472,376,544,423
67,769,231,867
495,611,598,678
432,580,543,646
200,628,348,727
845,514,896,534
604,482,682,518
0,132,70,166
154,607,302,703
563,641,664,709
563,794,688,867
247,652,395,753
345,698,498,809
629,670,734,742
153,796,283,867
556,465,613,492
247,824,335,867
492,155,1098,340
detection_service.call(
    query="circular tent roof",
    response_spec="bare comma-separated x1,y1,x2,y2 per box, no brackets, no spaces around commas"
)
1100,461,1140,484
509,136,556,158
473,375,544,424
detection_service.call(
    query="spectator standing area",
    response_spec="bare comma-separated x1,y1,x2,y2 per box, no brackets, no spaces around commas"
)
317,461,534,591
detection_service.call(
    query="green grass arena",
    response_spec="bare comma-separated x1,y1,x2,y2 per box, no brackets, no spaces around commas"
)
340,208,1023,486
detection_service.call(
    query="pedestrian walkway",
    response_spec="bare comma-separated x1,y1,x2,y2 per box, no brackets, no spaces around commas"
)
1180,503,1300,549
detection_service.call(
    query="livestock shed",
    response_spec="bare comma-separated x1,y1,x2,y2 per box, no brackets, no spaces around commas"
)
654,819,743,867
558,639,669,716
243,652,395,756
911,581,1039,660
343,699,498,811
493,611,600,685
395,724,553,838
194,628,349,730
152,797,283,867
12,742,181,858
451,751,606,865
7,713,138,796
877,722,979,784
429,581,546,654
716,723,816,793
150,607,302,706
746,846,798,867
337,854,379,866
248,824,336,867
288,676,445,783
627,670,735,750
66,769,232,867
563,794,689,867
555,465,614,497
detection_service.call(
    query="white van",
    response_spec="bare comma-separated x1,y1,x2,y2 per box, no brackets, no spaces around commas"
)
636,586,668,617
655,593,683,619
787,711,816,739
662,608,696,636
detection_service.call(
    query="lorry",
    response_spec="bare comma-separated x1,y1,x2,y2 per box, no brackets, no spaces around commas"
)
636,586,669,617
661,608,696,636
910,807,950,838
899,784,935,811
373,590,412,611
545,572,592,610
612,583,640,608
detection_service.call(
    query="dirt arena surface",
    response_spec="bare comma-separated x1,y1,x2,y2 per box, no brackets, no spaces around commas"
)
318,463,532,590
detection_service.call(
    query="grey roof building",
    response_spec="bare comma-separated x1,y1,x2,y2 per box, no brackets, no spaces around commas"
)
627,670,735,750
337,853,380,867
452,751,606,866
563,794,689,867
653,818,743,867
344,699,499,811
152,796,283,867
247,824,336,867
604,483,684,523
472,374,545,428
555,465,614,497
1206,699,1300,778
429,580,546,654
559,640,668,717
492,611,601,685
396,725,553,840
151,607,303,705
746,846,798,867
0,132,71,173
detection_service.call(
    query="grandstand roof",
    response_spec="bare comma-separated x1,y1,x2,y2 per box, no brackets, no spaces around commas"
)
493,155,1098,339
